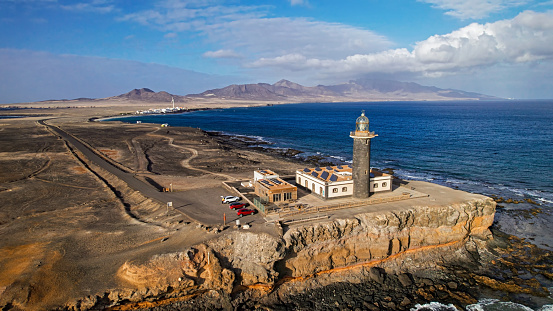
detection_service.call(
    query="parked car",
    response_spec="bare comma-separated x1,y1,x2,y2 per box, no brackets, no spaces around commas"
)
229,202,248,209
221,196,240,204
237,208,256,217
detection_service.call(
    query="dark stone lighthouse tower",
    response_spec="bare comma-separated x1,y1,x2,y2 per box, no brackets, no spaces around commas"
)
350,110,378,199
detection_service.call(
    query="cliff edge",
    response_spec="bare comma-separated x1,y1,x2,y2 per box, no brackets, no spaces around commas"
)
69,181,498,310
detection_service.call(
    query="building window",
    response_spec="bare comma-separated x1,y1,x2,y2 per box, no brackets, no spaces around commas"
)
382,182,387,188
374,183,379,188
284,192,292,200
273,193,281,202
332,188,338,193
297,177,301,184
342,187,347,192
320,187,323,194
305,180,308,188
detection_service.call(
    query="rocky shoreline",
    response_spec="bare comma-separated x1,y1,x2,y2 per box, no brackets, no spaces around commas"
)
101,229,552,311
105,124,552,311
1,113,551,311
73,188,503,311
119,130,552,311
205,130,343,168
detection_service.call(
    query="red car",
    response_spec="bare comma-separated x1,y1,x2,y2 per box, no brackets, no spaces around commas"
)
237,208,256,217
229,202,248,209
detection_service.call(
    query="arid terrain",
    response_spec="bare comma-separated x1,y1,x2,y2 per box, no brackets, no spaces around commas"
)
0,99,552,310
0,100,292,309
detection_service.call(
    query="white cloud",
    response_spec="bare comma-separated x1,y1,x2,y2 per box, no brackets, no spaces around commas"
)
120,1,392,60
289,0,309,6
164,32,178,38
120,2,270,32
418,0,529,19
60,1,116,14
203,17,392,60
246,11,553,79
203,49,241,58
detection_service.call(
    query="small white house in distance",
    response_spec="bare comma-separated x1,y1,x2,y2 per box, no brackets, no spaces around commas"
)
254,169,279,182
295,165,392,199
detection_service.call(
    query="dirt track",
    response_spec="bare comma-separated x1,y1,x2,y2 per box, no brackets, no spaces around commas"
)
0,102,298,310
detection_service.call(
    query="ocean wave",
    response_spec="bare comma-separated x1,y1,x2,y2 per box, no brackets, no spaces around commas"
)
410,302,457,311
216,131,270,144
390,168,553,209
329,155,347,161
466,298,535,311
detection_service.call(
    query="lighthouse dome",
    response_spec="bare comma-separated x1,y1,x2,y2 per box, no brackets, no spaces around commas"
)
355,111,369,132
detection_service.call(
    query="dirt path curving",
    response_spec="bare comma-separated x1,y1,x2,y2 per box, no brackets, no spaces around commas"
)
147,133,238,181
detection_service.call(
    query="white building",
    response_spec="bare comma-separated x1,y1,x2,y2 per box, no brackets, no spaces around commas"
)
295,165,392,200
253,169,279,182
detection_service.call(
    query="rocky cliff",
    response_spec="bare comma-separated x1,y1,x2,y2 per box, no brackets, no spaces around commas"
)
73,194,496,310
279,199,494,278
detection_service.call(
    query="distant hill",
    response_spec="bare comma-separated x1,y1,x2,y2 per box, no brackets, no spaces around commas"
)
187,79,500,101
9,79,500,107
101,79,500,104
111,88,188,103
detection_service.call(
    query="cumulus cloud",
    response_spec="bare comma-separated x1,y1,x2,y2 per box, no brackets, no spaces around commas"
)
247,11,553,79
418,0,529,19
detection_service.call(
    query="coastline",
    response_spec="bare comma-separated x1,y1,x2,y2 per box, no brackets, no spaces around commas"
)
101,101,553,254
0,102,552,311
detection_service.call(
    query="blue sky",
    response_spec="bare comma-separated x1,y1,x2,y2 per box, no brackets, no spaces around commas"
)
1,0,553,103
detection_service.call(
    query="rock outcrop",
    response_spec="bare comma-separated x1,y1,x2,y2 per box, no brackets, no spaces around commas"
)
69,195,496,310
281,199,495,277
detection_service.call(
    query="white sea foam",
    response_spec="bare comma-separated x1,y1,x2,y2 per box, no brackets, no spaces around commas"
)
410,300,551,311
410,302,457,311
466,298,535,311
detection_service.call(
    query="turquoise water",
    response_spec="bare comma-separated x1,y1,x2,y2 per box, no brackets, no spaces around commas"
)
111,100,553,208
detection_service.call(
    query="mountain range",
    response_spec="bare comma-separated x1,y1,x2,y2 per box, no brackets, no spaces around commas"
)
109,78,501,103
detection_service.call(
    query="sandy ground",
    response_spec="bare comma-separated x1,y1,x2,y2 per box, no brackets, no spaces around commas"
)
0,99,307,310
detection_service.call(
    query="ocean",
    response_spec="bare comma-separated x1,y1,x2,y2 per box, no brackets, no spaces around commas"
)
111,101,553,208
109,100,553,310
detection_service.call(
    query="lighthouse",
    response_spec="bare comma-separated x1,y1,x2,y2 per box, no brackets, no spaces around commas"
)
350,111,377,198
